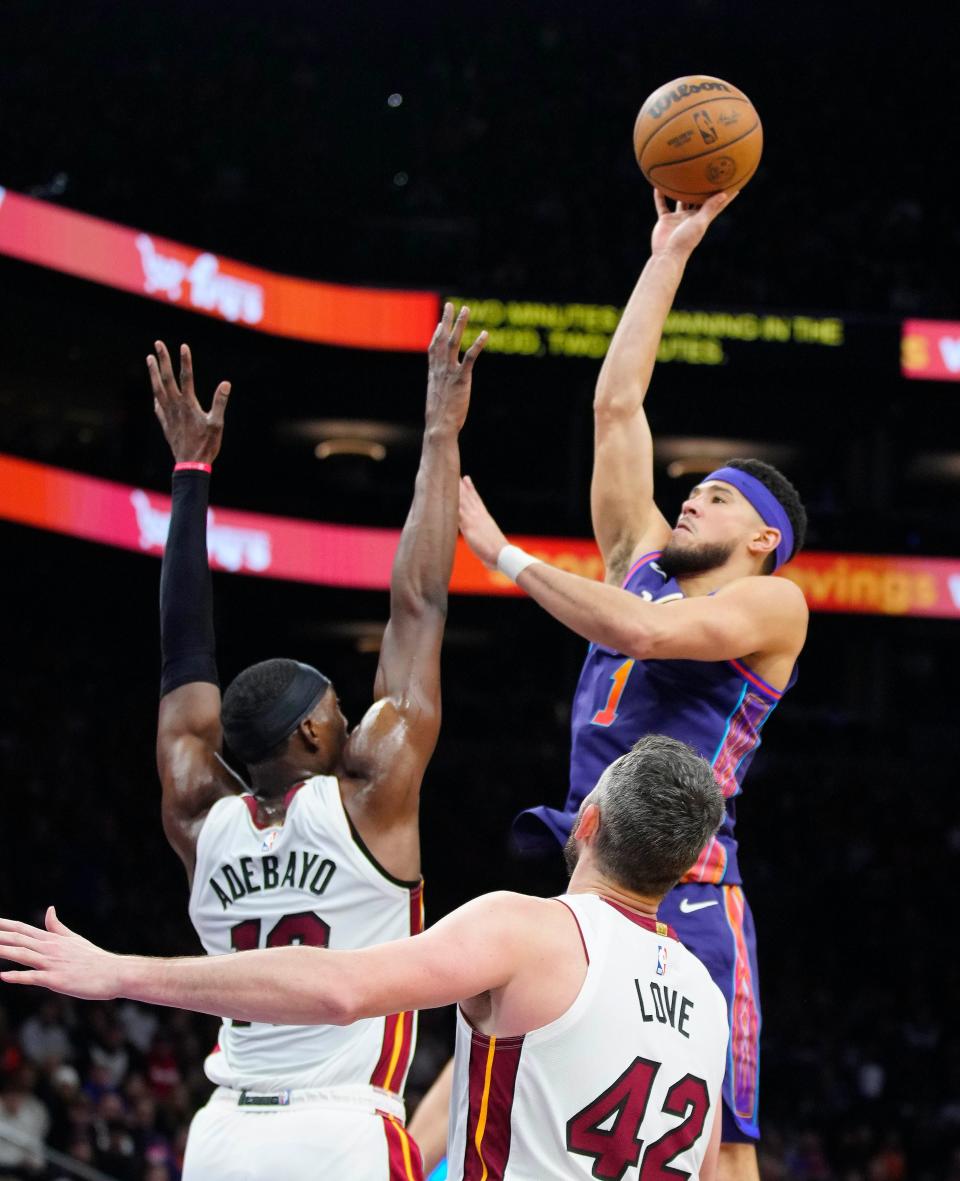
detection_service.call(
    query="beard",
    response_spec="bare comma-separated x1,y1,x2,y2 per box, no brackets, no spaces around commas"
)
658,537,736,578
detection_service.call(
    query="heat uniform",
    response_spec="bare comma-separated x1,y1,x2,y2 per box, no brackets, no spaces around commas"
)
515,551,797,1141
182,776,424,1181
447,893,728,1180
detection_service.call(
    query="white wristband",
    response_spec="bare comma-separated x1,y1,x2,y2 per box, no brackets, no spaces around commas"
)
496,544,541,582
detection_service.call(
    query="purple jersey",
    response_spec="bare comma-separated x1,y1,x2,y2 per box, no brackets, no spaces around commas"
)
514,550,796,884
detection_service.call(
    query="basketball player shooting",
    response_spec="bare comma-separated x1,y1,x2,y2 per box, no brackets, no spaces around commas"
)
457,190,809,1181
1,735,730,1181
143,304,485,1180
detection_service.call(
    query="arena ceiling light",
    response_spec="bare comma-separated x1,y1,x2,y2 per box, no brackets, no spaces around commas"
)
656,436,798,478
314,438,386,461
280,418,418,461
907,452,960,482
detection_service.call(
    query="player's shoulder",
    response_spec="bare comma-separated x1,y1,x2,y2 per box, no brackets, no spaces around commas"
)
623,548,667,585
203,790,248,823
284,774,341,823
719,571,808,615
454,891,576,943
464,890,561,919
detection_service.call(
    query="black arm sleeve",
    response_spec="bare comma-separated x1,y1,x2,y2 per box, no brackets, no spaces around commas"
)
159,470,219,698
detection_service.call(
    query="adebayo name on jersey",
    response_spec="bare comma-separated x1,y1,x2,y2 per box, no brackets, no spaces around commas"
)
645,80,731,120
207,850,336,910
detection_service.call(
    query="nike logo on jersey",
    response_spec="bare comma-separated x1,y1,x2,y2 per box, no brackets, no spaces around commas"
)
678,898,719,914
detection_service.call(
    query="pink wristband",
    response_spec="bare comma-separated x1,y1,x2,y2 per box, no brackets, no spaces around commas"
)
173,462,212,474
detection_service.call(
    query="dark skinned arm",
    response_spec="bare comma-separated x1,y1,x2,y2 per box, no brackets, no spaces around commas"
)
149,341,240,880
340,306,487,878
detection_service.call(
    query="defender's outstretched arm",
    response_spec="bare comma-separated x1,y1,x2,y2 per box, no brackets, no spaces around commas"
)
150,342,239,877
342,307,487,846
0,893,543,1026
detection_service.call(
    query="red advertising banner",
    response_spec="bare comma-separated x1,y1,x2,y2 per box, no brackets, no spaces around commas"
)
0,186,438,351
2,453,960,619
901,319,960,382
778,551,960,620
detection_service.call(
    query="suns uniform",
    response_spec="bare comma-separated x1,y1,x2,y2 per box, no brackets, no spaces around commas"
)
182,776,424,1181
447,893,727,1180
514,551,796,1142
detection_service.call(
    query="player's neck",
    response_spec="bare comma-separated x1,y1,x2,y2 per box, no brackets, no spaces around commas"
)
248,756,319,800
675,556,761,598
567,864,660,918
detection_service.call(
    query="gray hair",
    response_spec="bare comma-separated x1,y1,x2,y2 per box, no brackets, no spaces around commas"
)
592,735,725,896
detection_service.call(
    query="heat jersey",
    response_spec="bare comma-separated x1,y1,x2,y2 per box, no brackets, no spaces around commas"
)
515,551,796,884
447,893,727,1181
188,776,423,1096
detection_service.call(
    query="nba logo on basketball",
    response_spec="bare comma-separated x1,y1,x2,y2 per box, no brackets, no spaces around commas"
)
656,946,668,976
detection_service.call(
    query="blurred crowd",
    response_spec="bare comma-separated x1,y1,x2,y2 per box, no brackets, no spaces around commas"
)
0,997,203,1181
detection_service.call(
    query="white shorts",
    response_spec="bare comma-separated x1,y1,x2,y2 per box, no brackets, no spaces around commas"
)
182,1085,423,1181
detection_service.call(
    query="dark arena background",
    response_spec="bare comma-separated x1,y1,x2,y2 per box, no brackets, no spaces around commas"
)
1,3,959,1179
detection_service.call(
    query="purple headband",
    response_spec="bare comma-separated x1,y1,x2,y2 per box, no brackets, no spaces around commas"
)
704,467,794,570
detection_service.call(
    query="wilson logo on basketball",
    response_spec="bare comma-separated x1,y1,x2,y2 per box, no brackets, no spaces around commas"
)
645,80,731,119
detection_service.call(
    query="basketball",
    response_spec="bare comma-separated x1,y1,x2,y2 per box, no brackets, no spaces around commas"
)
634,75,763,203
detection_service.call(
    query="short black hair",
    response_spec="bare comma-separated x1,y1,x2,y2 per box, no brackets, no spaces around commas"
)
221,658,301,763
725,457,807,572
592,735,725,897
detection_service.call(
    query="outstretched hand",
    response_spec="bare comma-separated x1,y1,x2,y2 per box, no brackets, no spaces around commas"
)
649,188,737,261
0,907,121,1001
459,475,509,569
426,304,488,434
148,341,231,465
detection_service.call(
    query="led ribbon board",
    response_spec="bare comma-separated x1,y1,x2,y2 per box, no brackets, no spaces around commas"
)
0,187,852,365
2,454,959,619
0,186,438,351
901,319,960,382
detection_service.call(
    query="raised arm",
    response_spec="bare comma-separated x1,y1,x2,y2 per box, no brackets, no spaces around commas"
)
341,307,487,849
507,561,808,665
591,190,734,583
149,342,239,878
460,481,807,670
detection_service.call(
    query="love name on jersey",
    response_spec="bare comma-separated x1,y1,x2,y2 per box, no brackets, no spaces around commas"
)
207,850,337,911
634,978,695,1039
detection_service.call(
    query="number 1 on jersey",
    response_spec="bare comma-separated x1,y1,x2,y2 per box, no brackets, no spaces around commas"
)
592,659,636,727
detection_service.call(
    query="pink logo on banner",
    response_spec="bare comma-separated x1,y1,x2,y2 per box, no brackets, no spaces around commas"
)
135,236,265,325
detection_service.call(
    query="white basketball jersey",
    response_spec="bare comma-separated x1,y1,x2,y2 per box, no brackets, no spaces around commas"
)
188,777,423,1095
447,893,728,1181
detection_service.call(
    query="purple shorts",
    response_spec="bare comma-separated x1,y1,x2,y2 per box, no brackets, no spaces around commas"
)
657,882,761,1143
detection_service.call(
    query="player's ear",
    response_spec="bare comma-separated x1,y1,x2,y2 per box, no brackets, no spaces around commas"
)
748,526,780,562
297,716,320,751
574,802,601,842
